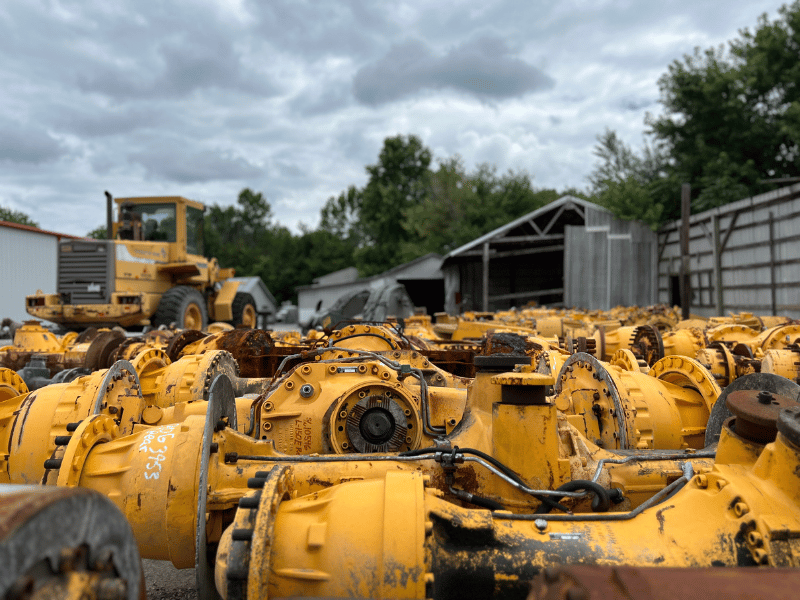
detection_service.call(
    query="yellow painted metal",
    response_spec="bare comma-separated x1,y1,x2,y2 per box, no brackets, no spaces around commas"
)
762,348,800,381
445,319,536,342
207,322,235,333
0,368,28,401
556,353,719,450
675,317,709,329
0,363,143,485
753,323,800,351
226,422,800,598
695,343,758,387
11,309,800,591
536,349,568,378
110,331,174,363
254,358,426,454
0,321,95,372
63,409,713,569
129,347,171,374
706,323,759,346
591,325,637,361
138,350,239,409
327,324,403,352
5,321,65,352
240,303,257,328
25,195,243,328
213,280,240,322
608,349,648,373
648,355,721,413
0,350,244,486
492,400,570,491
661,327,706,357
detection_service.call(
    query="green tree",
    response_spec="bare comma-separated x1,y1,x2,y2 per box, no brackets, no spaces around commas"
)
354,134,432,275
86,226,107,239
648,1,800,212
588,130,672,229
204,188,357,305
320,185,363,243
0,206,38,228
204,188,274,274
402,158,564,258
325,136,573,273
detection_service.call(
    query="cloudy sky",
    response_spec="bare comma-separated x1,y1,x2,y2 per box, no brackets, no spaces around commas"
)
0,0,788,236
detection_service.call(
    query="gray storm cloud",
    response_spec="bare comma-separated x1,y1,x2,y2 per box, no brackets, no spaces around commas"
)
0,120,65,164
353,36,555,105
75,37,275,100
129,146,262,183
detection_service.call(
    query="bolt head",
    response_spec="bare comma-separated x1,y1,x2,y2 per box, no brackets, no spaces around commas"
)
757,390,774,404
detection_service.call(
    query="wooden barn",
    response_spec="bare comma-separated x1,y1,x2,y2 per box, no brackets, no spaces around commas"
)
441,196,658,314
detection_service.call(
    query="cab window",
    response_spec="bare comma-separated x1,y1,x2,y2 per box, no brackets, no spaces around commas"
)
133,203,176,242
186,206,205,255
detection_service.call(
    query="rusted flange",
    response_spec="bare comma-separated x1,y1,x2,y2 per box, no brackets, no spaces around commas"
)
0,487,142,600
166,329,208,362
726,390,797,444
195,374,238,600
84,330,126,371
704,373,800,447
631,325,664,366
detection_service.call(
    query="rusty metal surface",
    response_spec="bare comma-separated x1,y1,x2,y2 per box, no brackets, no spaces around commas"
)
631,325,663,366
482,332,543,356
527,565,800,600
182,328,274,378
84,330,126,370
705,372,800,446
0,486,143,600
726,389,797,443
165,329,208,362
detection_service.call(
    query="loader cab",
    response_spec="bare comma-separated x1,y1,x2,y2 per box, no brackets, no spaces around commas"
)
113,196,205,260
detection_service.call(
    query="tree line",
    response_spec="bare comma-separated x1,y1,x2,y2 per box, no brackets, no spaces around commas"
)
204,143,579,302
591,1,800,228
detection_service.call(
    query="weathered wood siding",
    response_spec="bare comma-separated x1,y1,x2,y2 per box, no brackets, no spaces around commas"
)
564,217,657,310
658,184,800,317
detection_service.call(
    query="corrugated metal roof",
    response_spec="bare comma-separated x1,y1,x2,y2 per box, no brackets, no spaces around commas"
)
443,195,609,259
0,220,83,240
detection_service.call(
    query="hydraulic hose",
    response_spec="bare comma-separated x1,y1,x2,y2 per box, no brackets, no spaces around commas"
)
534,480,612,514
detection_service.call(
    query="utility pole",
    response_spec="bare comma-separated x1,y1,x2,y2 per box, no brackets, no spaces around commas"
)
680,183,691,320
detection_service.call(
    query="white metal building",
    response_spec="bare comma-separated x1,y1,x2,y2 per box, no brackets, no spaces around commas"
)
0,221,80,324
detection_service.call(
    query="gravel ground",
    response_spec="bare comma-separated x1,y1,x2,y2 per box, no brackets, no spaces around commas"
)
144,560,198,600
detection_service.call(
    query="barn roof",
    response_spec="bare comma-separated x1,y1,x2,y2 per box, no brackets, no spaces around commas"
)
444,195,608,260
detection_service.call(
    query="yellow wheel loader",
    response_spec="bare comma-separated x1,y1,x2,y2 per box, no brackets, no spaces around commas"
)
25,193,266,330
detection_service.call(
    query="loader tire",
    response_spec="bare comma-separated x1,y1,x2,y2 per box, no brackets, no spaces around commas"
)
231,292,257,328
153,286,208,331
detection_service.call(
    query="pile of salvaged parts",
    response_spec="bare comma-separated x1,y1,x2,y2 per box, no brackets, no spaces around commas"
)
0,305,797,599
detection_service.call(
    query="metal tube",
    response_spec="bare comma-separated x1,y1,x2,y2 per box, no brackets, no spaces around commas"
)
231,452,588,499
496,462,693,522
590,450,716,482
105,190,114,240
